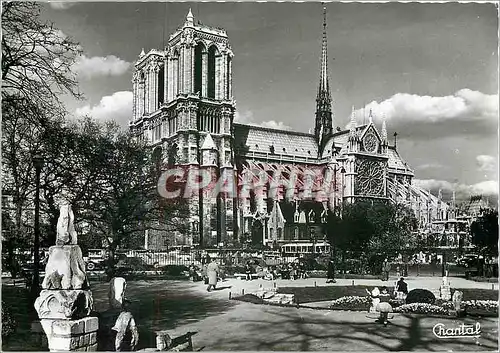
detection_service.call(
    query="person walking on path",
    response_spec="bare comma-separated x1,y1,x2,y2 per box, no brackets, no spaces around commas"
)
326,259,336,283
381,259,391,281
395,277,408,295
206,257,219,292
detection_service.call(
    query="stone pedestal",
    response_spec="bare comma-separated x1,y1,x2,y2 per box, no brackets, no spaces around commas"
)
40,317,98,352
440,276,451,301
34,242,95,351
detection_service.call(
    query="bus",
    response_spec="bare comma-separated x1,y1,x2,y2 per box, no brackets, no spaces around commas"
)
280,242,331,262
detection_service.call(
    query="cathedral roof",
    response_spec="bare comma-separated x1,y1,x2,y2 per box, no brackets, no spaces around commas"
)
387,146,414,175
320,125,368,158
234,123,318,160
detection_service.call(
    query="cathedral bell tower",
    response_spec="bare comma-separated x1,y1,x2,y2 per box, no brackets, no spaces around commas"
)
314,6,334,153
130,9,236,248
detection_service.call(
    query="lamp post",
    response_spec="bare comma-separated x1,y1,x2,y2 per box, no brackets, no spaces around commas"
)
339,166,346,217
32,154,44,298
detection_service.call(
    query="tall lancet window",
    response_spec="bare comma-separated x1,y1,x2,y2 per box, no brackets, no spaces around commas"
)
226,56,232,99
194,42,204,95
157,65,164,107
207,46,217,98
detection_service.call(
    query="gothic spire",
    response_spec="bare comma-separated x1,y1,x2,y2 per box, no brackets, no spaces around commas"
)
185,8,194,26
319,5,330,98
315,4,333,145
349,106,356,136
381,113,388,142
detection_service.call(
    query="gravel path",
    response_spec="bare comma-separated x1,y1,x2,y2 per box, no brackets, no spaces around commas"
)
137,277,498,351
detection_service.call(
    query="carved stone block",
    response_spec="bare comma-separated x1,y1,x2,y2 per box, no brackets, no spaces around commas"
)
34,290,93,320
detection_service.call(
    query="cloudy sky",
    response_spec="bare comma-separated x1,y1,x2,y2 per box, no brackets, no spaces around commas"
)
43,1,498,201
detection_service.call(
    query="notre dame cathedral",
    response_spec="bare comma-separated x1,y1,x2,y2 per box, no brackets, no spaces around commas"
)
129,8,449,249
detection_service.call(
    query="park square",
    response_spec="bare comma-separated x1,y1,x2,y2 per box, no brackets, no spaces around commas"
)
1,2,498,352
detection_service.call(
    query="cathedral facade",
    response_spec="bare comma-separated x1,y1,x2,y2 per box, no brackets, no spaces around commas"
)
129,9,448,249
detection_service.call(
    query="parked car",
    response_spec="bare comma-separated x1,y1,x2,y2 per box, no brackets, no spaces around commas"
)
457,254,479,268
83,249,106,271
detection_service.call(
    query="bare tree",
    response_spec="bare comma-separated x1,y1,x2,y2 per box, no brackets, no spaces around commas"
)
2,2,82,116
1,2,82,276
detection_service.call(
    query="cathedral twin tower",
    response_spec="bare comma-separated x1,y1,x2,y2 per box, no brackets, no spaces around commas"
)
131,9,235,160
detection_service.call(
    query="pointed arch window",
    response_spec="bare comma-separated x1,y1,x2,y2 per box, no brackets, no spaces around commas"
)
207,46,217,98
157,65,165,107
226,55,232,99
194,42,204,95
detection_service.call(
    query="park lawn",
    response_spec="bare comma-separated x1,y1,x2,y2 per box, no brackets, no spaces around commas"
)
277,285,392,304
278,286,499,304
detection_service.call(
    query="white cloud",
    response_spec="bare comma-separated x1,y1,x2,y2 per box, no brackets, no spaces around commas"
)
75,91,132,125
413,179,455,192
49,2,76,10
73,55,131,79
471,180,498,195
476,155,497,172
234,110,291,130
417,163,443,171
351,89,498,138
257,120,292,130
234,110,254,123
413,178,498,198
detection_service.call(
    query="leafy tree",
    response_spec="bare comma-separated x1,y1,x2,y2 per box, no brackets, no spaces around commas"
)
471,208,498,256
326,201,417,275
75,121,189,277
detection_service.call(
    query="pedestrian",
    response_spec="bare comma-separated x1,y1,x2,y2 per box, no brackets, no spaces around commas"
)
395,277,408,295
326,259,336,283
206,257,219,292
244,261,253,281
189,263,201,282
289,263,297,280
381,259,391,281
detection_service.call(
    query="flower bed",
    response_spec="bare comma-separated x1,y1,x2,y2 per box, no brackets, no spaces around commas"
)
278,285,392,304
393,303,449,316
462,300,498,315
329,296,370,310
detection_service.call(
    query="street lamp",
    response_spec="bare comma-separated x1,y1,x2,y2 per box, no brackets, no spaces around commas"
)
32,154,44,298
339,166,346,217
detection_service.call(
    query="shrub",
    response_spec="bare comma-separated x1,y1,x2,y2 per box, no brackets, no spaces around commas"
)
235,294,264,304
1,300,16,340
159,265,189,276
406,289,436,305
